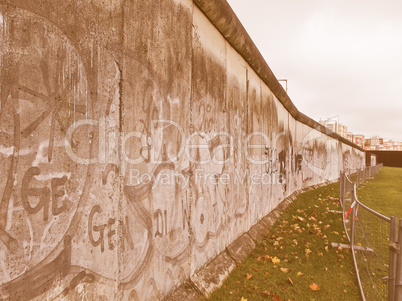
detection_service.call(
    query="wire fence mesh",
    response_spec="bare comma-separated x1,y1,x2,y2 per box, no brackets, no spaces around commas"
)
340,164,402,301
352,202,390,300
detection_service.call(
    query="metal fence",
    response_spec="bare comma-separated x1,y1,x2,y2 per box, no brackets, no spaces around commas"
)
339,164,402,301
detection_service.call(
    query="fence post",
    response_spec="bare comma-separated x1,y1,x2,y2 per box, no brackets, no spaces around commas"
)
356,169,359,187
389,217,398,300
394,219,402,301
350,185,357,248
350,188,365,301
340,171,344,205
357,169,361,187
363,167,366,182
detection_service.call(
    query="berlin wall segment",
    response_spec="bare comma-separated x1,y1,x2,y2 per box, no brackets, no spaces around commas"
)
0,0,365,300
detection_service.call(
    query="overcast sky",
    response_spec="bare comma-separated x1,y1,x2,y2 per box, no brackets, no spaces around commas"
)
226,0,402,142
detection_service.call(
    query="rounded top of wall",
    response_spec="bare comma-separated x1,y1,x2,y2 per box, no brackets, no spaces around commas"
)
193,0,364,152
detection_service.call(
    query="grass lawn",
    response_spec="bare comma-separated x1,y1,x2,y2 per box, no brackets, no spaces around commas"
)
357,166,402,218
206,182,361,301
205,167,402,301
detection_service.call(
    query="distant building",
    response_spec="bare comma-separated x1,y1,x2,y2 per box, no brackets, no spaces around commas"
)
364,136,402,151
353,134,365,149
337,124,348,139
346,132,354,142
319,119,348,139
365,136,383,147
345,132,365,148
318,119,401,151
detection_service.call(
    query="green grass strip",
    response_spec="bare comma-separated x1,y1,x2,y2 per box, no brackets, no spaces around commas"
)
357,167,402,218
207,182,361,301
207,167,402,300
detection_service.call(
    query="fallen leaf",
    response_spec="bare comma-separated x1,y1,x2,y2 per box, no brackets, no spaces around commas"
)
272,294,282,301
241,298,248,301
280,268,289,273
288,278,294,285
264,255,272,260
309,283,320,291
256,257,262,261
262,290,271,297
246,273,253,280
297,272,303,277
271,257,281,264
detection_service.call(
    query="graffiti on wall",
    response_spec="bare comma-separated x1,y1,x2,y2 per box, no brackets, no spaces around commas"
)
0,5,97,299
0,2,365,300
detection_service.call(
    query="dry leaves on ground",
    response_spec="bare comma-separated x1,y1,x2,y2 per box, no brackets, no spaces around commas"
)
309,283,320,291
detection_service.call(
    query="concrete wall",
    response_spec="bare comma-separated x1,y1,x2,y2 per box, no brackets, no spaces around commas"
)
0,0,364,300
